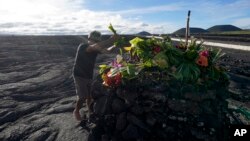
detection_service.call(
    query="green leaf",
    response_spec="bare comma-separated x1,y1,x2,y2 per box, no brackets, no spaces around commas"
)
185,50,198,61
99,65,110,74
165,47,182,65
126,64,136,76
153,52,169,68
114,37,126,47
108,23,117,35
108,68,120,77
175,62,200,82
119,48,123,55
99,64,107,68
143,60,153,67
129,37,144,48
212,48,225,63
188,37,204,51
161,35,172,42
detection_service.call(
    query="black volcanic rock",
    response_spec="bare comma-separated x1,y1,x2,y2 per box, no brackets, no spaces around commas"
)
207,25,242,33
173,27,208,35
0,35,249,141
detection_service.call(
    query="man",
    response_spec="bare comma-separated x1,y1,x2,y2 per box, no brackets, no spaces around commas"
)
73,31,118,121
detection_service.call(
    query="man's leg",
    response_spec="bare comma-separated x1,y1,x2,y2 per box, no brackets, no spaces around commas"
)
73,96,84,121
73,76,92,121
86,96,93,117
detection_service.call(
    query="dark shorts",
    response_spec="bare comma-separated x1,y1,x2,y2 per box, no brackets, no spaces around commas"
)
73,76,92,99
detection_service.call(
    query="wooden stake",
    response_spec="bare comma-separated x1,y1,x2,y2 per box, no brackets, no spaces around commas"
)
185,10,191,48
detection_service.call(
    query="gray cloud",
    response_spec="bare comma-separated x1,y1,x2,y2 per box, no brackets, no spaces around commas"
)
0,22,33,28
141,23,149,27
94,25,102,29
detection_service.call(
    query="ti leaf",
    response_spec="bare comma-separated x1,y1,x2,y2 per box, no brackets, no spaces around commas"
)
129,37,144,48
108,23,117,35
114,37,126,47
212,48,225,63
153,52,169,69
175,62,200,82
99,65,110,74
126,64,136,76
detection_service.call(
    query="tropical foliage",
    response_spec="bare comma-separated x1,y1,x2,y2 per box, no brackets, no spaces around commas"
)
99,34,229,92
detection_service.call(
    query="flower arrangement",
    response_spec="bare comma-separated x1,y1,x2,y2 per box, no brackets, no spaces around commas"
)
99,26,229,92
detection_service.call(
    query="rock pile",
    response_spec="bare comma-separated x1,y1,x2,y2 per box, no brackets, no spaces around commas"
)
87,78,229,141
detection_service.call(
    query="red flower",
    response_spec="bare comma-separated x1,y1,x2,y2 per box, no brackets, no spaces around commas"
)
153,46,161,54
114,73,122,86
102,71,122,87
102,73,112,86
196,55,208,67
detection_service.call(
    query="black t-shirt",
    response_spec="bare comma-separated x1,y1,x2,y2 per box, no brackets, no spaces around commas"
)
73,43,98,79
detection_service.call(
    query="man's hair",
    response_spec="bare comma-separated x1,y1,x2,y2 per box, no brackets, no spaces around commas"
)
88,31,101,42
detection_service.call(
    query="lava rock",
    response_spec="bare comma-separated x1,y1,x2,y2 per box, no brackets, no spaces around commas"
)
130,105,143,115
112,98,126,114
94,96,110,116
122,124,140,139
184,91,216,102
91,80,107,99
116,112,127,131
0,111,17,125
26,127,51,141
127,113,150,132
146,113,157,126
116,90,138,104
168,99,201,115
101,134,109,141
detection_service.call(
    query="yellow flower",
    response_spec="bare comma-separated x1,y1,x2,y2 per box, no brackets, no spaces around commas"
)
124,46,132,51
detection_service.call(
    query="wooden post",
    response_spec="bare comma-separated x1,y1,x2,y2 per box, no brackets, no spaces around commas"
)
185,10,191,48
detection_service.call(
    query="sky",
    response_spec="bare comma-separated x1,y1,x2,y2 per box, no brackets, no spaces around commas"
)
0,0,250,35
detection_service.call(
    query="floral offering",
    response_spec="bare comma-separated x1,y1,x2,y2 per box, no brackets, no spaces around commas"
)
99,35,228,92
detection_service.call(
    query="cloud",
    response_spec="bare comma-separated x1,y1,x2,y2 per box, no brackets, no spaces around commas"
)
233,18,250,29
3,0,250,35
191,0,250,21
0,0,179,35
106,3,183,15
0,22,33,28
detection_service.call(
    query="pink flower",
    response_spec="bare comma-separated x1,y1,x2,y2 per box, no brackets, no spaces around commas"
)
153,46,161,54
199,50,209,57
111,60,122,68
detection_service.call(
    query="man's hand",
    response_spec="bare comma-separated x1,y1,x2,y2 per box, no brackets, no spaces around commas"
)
87,43,112,54
87,34,121,53
99,45,117,54
87,44,104,53
107,45,117,51
110,34,120,41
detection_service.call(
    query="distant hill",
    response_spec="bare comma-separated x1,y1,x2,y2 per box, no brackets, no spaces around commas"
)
173,27,208,35
136,31,151,36
207,25,241,33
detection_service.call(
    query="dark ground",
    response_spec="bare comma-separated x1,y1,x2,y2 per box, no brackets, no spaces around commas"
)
0,35,249,141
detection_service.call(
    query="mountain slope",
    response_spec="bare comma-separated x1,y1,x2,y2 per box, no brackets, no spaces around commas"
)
207,25,241,33
173,27,208,35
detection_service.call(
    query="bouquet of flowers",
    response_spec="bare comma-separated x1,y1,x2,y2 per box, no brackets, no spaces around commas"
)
99,26,229,92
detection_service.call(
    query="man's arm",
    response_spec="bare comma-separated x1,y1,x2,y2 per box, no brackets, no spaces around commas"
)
86,35,119,53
